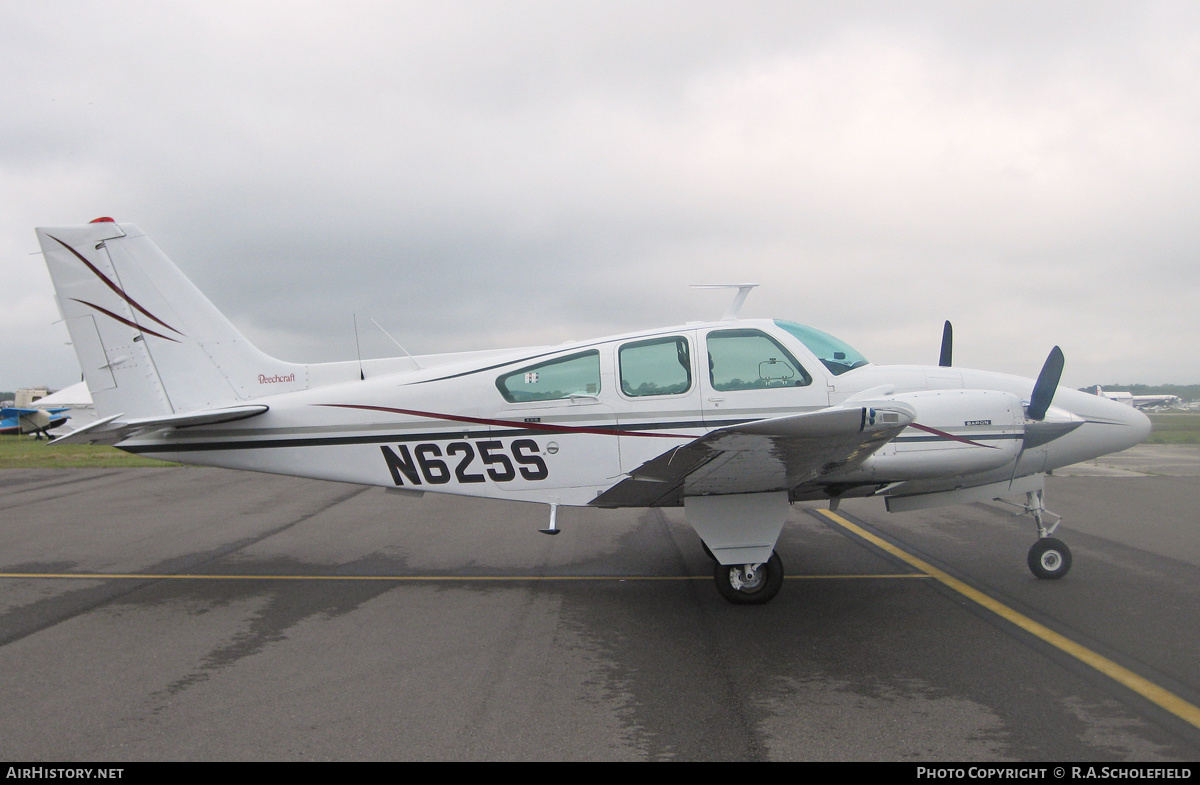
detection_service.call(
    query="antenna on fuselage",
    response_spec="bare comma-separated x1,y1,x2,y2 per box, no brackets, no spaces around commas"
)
690,283,759,320
353,315,365,380
370,318,423,369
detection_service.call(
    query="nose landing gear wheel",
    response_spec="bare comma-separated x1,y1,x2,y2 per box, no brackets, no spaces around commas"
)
1028,537,1071,580
715,551,784,605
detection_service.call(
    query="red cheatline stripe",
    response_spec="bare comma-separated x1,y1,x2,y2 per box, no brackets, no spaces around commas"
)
907,422,998,449
49,234,184,337
316,403,692,438
71,299,181,343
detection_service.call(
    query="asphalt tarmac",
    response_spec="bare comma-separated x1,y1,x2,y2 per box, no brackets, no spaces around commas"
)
0,446,1197,761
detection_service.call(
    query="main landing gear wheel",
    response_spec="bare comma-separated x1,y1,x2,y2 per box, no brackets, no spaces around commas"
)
1028,537,1072,580
714,551,784,605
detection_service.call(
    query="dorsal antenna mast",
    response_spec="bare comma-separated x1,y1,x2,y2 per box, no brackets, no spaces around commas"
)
370,318,423,369
690,283,759,320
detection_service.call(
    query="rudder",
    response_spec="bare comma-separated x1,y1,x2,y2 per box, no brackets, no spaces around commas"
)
37,219,307,419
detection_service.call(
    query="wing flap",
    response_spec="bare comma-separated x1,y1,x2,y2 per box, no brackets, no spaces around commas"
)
592,404,914,507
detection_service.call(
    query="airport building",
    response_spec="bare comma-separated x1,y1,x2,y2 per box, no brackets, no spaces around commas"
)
14,388,52,408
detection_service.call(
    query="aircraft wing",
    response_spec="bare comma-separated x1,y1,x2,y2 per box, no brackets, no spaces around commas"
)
592,403,915,507
1,407,70,417
49,405,269,446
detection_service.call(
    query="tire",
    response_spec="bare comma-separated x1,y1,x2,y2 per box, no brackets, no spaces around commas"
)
714,551,784,605
1028,537,1072,580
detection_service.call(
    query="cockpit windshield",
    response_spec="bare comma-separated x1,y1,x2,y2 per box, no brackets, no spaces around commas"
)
774,320,870,376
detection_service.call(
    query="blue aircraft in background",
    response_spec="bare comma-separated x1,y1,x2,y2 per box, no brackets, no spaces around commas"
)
0,407,70,439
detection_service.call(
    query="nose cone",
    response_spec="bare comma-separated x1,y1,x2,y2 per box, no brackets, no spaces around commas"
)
1110,398,1153,448
1045,387,1152,466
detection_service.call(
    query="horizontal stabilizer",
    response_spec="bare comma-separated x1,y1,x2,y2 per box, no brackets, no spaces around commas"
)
50,405,268,446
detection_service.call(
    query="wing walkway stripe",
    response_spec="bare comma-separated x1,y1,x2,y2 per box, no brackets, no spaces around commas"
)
816,508,1200,731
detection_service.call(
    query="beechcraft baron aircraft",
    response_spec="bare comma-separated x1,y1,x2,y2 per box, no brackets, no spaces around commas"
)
35,219,1151,604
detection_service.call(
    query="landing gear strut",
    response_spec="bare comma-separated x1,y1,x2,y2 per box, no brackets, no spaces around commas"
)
714,551,784,605
1006,489,1072,580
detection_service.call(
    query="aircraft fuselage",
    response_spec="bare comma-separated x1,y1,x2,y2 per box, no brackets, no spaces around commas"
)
112,319,1150,509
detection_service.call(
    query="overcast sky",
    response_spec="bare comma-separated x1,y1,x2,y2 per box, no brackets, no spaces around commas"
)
4,1,1199,393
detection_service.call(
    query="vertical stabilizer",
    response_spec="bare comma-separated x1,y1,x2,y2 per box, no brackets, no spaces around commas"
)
37,221,308,419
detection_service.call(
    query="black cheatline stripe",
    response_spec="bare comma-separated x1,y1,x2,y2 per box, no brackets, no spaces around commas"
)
894,433,1022,443
118,414,1018,455
905,421,1001,449
316,403,703,438
126,432,470,453
118,417,748,454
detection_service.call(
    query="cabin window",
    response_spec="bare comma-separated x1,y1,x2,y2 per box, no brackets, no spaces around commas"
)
774,320,869,376
619,336,692,397
706,329,812,391
496,350,601,402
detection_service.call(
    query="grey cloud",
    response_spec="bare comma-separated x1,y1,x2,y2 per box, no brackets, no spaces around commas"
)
4,1,1199,392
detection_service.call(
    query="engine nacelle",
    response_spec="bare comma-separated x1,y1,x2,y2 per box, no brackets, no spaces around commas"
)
839,389,1024,481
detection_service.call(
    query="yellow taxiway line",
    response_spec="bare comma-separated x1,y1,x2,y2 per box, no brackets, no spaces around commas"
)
0,572,924,582
817,508,1200,731
3,515,1194,730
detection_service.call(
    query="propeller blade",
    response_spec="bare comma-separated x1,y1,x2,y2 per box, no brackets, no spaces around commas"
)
939,321,953,367
1027,346,1065,421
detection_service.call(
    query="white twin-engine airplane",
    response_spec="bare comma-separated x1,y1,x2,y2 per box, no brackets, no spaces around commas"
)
36,219,1151,604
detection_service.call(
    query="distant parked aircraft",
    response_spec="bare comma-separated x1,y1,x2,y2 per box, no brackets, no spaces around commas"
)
31,382,96,434
0,406,69,438
1092,386,1180,409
